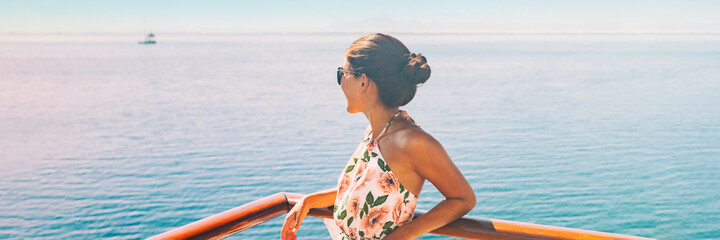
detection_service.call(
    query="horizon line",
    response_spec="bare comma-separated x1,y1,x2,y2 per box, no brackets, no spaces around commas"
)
3,31,720,35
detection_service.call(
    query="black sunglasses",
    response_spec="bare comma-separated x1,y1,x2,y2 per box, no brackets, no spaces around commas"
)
337,67,362,85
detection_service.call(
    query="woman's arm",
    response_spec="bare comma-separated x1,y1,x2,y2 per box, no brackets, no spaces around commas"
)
386,132,476,239
281,187,338,240
302,187,338,209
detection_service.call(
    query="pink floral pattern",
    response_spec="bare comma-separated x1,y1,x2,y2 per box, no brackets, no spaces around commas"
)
360,205,390,237
333,112,420,240
377,172,400,194
346,194,360,217
338,173,351,197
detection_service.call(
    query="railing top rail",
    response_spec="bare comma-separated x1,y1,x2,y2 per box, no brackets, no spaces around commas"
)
148,192,656,240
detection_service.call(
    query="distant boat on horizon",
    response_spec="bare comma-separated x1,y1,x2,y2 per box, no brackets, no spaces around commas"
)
138,33,156,44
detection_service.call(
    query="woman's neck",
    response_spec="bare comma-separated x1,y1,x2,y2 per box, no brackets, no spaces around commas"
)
364,105,400,140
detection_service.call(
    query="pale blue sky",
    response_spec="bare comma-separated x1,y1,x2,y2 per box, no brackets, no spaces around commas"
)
1,0,719,33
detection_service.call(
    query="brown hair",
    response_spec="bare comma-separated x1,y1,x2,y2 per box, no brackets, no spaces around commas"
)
346,33,431,108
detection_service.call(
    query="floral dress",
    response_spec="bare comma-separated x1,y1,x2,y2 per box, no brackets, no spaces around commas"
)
331,110,420,240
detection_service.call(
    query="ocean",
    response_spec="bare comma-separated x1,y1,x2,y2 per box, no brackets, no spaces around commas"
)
0,33,718,239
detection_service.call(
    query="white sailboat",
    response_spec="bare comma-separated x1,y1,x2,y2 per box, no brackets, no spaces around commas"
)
138,33,156,44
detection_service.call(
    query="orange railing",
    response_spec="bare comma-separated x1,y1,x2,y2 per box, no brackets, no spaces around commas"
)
148,192,655,240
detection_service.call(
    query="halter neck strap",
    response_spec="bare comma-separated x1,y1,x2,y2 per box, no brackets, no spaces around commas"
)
366,110,419,151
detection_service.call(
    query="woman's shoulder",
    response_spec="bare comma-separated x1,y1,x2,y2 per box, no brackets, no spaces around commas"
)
380,124,435,156
381,125,439,178
395,126,436,150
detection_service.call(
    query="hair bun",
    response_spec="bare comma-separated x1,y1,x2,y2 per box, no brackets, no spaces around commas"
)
402,53,431,85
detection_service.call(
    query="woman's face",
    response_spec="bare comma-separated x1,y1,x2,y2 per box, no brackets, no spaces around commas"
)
340,56,366,113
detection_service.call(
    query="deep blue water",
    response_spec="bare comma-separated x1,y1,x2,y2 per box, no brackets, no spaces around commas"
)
0,33,719,239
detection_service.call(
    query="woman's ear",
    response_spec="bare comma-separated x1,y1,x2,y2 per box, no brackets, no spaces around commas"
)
360,75,368,93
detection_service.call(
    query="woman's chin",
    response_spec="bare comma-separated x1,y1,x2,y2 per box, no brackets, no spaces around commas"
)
346,107,358,114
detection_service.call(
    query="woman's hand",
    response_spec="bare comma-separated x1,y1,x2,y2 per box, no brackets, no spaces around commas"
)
280,198,310,240
279,187,338,239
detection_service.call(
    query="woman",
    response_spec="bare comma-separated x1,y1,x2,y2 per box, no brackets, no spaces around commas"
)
281,33,476,240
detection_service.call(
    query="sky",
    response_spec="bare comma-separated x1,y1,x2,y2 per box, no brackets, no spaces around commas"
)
1,0,719,34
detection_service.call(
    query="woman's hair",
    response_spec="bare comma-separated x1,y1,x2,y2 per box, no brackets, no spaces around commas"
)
346,33,431,108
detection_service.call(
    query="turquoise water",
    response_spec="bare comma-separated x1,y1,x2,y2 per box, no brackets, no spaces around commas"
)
0,33,718,239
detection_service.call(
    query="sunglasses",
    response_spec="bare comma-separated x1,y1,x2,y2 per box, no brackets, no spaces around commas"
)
337,67,362,85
